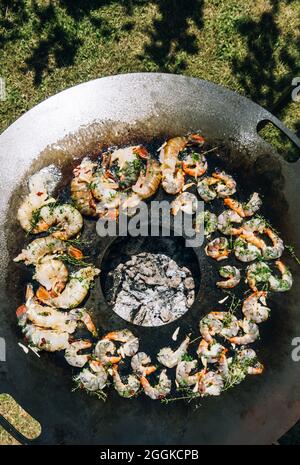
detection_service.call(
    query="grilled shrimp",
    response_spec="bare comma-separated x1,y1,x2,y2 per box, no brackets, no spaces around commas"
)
119,192,141,217
159,136,187,194
64,340,92,367
182,152,207,178
246,262,271,292
104,329,139,358
198,370,224,396
236,348,264,375
176,360,199,387
243,217,266,233
14,236,68,265
269,260,293,292
111,365,140,398
216,265,241,288
205,237,230,261
195,211,217,236
212,171,236,198
37,266,100,309
199,311,239,342
140,369,171,400
229,319,259,345
197,339,225,366
33,256,68,294
91,170,119,201
71,158,97,216
171,192,198,215
74,363,108,392
224,192,262,218
218,350,230,377
17,180,56,232
197,177,218,202
33,204,83,240
262,228,284,260
217,210,243,235
22,324,70,351
157,335,190,368
131,352,157,376
94,339,121,365
132,159,161,199
19,285,97,335
242,291,270,323
234,237,261,262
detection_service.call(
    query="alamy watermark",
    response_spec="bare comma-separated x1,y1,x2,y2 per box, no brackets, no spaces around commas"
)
0,77,6,101
0,337,6,362
95,197,205,247
291,77,300,102
291,337,300,362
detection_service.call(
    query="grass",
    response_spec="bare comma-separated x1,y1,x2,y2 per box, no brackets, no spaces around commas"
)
0,0,299,444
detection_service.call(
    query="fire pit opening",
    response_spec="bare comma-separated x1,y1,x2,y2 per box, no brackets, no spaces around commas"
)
100,236,200,327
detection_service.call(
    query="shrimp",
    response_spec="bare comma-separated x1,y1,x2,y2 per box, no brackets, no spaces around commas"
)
198,370,224,396
218,350,230,378
212,171,236,198
239,231,266,250
262,228,284,260
205,237,230,261
71,158,98,216
64,340,92,367
14,236,68,265
197,177,218,202
216,265,241,289
176,360,199,387
140,369,171,400
119,192,141,217
18,285,97,335
243,217,266,234
111,365,140,398
103,329,139,358
199,312,239,342
269,260,293,292
91,170,119,201
224,192,262,218
234,237,261,262
194,211,217,236
94,339,121,365
197,339,225,366
131,352,157,376
217,210,243,235
246,262,271,292
132,159,161,199
182,153,207,178
33,256,68,294
157,335,190,368
171,192,198,215
17,182,56,233
74,363,108,392
33,204,83,240
159,136,187,194
229,319,259,345
21,324,70,352
236,348,264,375
37,266,100,309
242,291,270,324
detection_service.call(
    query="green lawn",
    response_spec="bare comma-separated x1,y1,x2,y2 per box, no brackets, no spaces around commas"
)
0,0,299,444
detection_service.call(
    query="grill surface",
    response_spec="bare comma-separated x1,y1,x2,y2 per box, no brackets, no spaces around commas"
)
0,73,300,445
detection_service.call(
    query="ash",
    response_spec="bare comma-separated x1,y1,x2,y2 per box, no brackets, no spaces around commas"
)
107,252,195,326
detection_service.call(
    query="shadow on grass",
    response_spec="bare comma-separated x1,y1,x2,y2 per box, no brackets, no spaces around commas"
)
0,0,204,85
141,0,204,72
231,0,300,113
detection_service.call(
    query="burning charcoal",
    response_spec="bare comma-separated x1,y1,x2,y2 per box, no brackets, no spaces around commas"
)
108,252,196,326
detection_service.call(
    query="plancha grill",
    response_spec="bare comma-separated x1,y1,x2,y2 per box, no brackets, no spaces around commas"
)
0,74,300,445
